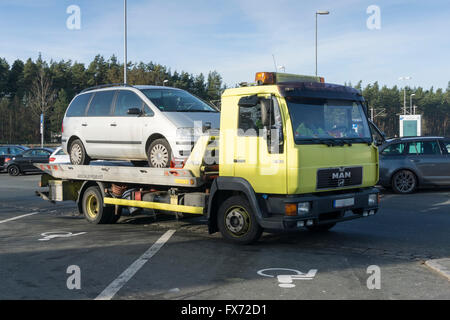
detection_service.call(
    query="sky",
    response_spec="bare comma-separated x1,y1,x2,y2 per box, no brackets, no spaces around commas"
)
0,0,449,90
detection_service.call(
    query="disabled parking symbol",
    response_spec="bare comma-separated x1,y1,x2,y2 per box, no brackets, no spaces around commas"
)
257,268,318,288
39,231,87,241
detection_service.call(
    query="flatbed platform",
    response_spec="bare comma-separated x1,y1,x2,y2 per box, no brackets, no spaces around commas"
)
35,163,204,188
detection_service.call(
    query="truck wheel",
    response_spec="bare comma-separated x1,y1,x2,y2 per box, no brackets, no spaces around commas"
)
8,165,21,176
217,195,263,244
82,186,114,224
391,170,417,194
147,139,172,168
70,139,90,165
306,223,336,232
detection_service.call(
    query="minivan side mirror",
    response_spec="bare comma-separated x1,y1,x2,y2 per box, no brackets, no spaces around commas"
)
127,108,142,116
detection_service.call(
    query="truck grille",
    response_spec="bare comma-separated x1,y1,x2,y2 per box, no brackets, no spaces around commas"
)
316,166,363,190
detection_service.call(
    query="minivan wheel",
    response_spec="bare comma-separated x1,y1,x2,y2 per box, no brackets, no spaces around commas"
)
147,139,172,168
70,139,90,165
392,170,417,194
8,165,21,176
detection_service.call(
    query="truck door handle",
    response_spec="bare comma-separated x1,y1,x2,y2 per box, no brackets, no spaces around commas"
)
110,123,117,127
234,159,246,163
82,123,88,127
411,159,420,163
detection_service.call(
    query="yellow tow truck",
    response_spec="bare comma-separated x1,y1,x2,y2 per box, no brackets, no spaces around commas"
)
37,72,379,244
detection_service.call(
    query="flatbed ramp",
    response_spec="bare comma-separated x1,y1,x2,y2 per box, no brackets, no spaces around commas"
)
35,163,204,188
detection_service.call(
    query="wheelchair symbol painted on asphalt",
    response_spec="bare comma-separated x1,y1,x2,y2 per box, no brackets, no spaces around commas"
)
39,231,87,241
257,268,318,288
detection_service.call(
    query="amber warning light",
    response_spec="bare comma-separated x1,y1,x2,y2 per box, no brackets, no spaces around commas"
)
255,72,324,85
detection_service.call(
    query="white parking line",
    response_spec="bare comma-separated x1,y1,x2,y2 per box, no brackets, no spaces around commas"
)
95,229,176,300
0,212,39,224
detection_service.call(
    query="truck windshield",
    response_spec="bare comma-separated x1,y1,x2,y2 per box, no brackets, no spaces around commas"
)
286,97,372,145
141,89,218,112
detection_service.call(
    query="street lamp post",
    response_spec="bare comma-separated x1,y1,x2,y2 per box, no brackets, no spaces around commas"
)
124,0,127,84
410,93,415,115
398,76,411,114
315,10,330,76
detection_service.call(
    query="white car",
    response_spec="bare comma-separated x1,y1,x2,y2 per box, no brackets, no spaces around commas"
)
62,85,220,167
49,147,70,164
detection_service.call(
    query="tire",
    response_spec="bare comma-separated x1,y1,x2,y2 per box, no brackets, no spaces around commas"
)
217,195,263,244
69,139,90,165
147,138,172,168
306,223,336,232
391,170,417,194
82,186,114,224
7,165,21,176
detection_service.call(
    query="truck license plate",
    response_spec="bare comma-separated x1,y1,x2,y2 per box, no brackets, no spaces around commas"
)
333,198,355,208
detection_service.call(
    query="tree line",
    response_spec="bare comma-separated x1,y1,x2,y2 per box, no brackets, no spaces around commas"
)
0,54,224,144
0,54,448,144
352,81,450,138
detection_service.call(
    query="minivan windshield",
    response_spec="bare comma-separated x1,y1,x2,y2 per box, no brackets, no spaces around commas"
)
286,97,372,145
141,89,218,112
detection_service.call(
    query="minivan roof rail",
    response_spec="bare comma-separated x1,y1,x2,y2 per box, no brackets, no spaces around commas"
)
80,83,134,93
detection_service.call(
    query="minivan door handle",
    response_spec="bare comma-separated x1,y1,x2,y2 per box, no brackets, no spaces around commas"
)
81,123,88,127
110,123,117,127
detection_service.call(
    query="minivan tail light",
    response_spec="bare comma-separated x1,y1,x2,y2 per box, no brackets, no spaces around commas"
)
61,122,64,133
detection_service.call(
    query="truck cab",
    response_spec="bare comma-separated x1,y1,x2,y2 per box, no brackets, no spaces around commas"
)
207,72,379,242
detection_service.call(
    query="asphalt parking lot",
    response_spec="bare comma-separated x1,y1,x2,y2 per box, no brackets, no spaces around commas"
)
0,173,449,300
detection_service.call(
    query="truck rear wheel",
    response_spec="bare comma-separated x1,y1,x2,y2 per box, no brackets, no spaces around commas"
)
82,186,114,224
217,195,262,244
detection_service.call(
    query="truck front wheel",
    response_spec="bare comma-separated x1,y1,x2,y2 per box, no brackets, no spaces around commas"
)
82,186,114,224
217,195,262,244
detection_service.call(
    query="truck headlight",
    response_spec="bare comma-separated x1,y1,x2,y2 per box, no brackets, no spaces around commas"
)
297,202,311,215
368,194,378,206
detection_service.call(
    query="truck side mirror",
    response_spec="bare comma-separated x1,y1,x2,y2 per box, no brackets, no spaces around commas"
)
260,98,272,128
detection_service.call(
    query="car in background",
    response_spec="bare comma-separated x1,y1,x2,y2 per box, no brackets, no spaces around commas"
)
49,147,70,164
5,147,54,176
62,84,220,168
0,145,29,172
378,136,450,193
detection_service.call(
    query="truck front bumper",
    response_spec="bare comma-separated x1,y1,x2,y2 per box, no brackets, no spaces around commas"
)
257,187,379,231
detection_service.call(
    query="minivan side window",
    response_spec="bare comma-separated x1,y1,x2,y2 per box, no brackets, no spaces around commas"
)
114,91,144,116
87,91,115,116
66,93,92,117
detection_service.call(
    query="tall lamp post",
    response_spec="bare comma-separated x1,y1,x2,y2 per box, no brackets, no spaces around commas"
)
124,0,127,84
398,76,411,114
315,10,330,76
410,93,415,115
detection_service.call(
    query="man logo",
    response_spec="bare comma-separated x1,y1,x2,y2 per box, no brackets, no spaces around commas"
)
338,179,345,187
332,172,351,179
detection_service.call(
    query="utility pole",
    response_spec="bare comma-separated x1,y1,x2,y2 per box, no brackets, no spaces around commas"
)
398,76,411,114
124,0,127,84
315,11,330,76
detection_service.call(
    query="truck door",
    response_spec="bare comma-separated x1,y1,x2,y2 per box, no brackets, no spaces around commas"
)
233,96,286,194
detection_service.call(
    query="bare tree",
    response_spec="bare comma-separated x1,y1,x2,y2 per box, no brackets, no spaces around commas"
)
27,69,56,147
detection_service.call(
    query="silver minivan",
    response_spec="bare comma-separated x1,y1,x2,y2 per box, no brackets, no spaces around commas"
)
62,85,220,167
